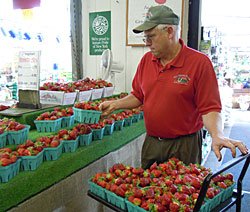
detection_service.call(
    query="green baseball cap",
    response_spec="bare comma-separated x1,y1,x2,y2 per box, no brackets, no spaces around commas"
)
133,5,179,34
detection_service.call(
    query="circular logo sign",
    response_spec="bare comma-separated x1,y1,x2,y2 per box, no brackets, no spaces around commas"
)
92,15,109,35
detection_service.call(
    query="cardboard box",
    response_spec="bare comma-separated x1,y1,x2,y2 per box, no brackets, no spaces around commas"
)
91,88,104,100
103,87,115,97
40,90,77,105
76,90,92,102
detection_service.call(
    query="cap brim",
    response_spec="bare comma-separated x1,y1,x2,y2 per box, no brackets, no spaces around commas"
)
132,22,158,34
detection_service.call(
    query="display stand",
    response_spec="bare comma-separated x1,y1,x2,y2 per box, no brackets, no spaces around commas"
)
88,153,250,212
17,90,41,109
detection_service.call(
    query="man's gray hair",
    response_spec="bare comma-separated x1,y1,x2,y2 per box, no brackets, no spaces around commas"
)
156,24,180,38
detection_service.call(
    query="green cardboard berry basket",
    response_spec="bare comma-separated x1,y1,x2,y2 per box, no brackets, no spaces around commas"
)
219,183,236,202
92,128,105,140
139,111,144,120
79,132,93,146
114,120,124,131
73,107,101,124
124,117,133,127
132,114,140,123
62,137,79,153
0,131,7,148
34,119,62,133
104,123,115,135
88,180,106,200
43,142,63,161
125,200,147,212
61,115,75,128
20,150,44,171
6,125,30,145
105,190,127,210
200,183,236,212
0,159,21,183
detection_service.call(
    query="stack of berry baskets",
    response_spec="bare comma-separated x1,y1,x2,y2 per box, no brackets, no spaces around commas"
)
16,140,44,171
111,113,125,131
88,122,105,141
36,135,63,161
73,124,93,146
0,118,30,145
122,110,134,127
73,101,102,124
0,148,21,183
34,111,62,133
57,129,79,153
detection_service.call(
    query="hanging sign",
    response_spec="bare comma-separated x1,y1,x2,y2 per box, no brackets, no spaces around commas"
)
18,51,41,90
89,11,111,55
126,0,184,46
13,0,40,9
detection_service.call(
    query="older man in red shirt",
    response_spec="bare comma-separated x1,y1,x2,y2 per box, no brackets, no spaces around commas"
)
99,5,248,169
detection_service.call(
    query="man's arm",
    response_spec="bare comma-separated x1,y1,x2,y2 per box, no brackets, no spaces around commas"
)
202,111,248,161
99,94,142,116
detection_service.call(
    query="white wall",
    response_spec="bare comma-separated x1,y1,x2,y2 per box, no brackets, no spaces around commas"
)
82,0,189,94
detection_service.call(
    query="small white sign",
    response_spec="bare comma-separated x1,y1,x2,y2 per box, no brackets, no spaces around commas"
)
77,90,92,102
40,90,77,105
91,88,104,100
18,51,41,90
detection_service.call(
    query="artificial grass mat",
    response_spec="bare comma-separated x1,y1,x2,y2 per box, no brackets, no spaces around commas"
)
0,120,146,211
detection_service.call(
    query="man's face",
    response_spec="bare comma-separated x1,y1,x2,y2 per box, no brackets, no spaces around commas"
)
143,26,169,58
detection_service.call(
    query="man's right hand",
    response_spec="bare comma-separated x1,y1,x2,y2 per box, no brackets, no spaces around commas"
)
99,100,117,117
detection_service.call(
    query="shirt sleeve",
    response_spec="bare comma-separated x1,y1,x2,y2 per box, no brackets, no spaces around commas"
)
194,55,222,115
131,58,145,103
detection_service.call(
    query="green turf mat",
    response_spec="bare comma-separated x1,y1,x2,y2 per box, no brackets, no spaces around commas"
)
0,120,146,211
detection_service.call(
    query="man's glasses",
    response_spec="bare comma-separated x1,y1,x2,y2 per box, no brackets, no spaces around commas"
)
142,34,156,43
142,26,168,43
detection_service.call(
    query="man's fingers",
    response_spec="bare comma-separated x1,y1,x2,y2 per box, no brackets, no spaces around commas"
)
231,140,249,155
212,145,222,161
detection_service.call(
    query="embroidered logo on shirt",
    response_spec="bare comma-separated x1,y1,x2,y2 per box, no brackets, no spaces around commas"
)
173,74,190,85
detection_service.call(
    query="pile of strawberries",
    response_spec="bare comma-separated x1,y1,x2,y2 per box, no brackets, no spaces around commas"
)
0,118,26,133
36,107,74,121
0,148,18,166
91,157,234,212
74,101,101,111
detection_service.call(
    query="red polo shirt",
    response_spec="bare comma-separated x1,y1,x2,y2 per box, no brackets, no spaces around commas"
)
131,39,222,138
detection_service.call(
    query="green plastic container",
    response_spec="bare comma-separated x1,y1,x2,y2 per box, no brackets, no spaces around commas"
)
114,120,124,131
61,115,75,128
43,142,63,161
92,128,105,140
132,114,140,123
124,117,133,127
139,111,144,120
62,137,79,153
6,125,30,145
104,123,115,135
34,119,62,133
88,180,106,200
125,200,147,212
79,132,93,146
0,132,7,148
73,107,101,124
105,190,127,210
0,159,21,183
20,151,44,171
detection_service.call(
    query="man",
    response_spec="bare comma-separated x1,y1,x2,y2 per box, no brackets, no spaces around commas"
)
99,5,248,169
